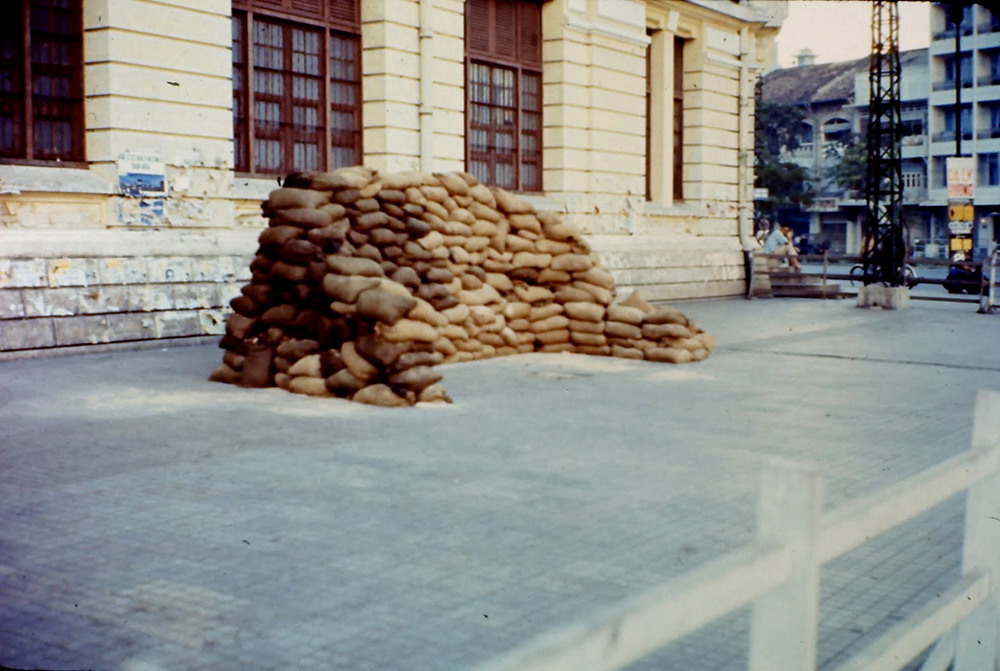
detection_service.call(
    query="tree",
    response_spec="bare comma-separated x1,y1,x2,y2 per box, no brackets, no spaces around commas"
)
754,101,815,212
825,134,867,193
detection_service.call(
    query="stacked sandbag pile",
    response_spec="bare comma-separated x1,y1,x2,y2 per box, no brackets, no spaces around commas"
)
211,167,715,406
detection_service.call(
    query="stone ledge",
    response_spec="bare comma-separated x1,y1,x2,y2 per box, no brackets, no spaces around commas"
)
0,165,114,195
0,229,258,258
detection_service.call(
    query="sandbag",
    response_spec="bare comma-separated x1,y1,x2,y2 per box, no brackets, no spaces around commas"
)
352,384,411,407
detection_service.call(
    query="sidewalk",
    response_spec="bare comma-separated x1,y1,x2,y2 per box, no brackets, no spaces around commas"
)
1,298,997,671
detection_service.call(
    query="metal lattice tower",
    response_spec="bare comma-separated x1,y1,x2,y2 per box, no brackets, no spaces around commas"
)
864,0,904,287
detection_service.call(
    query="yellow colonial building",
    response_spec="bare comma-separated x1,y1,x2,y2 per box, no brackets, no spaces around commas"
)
0,0,782,354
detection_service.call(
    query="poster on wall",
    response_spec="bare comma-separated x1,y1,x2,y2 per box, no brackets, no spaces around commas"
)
116,151,167,226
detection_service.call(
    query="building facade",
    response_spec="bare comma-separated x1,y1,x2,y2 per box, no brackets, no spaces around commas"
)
761,2,1000,260
0,0,781,355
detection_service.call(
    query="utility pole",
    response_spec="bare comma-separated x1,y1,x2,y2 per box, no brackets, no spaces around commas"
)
863,0,904,288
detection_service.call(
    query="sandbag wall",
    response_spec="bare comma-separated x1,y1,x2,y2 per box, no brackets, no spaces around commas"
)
211,167,715,406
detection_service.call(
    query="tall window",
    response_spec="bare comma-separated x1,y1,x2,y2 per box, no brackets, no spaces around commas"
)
465,0,543,192
232,0,361,175
981,153,1000,187
0,0,84,163
672,37,685,201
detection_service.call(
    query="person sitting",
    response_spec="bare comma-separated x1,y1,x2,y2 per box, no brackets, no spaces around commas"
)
763,225,802,270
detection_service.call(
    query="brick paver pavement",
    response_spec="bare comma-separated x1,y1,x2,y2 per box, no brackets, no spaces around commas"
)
1,297,997,670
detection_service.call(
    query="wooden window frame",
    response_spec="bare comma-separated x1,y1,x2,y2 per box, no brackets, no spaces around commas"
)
1,0,85,166
464,0,543,193
232,0,361,177
672,36,685,202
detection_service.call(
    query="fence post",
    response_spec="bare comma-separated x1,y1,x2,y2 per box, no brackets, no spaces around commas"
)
955,390,1000,671
749,458,824,671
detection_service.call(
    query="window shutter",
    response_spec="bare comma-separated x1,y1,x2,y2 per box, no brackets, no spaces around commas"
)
493,0,517,59
329,0,358,29
291,0,323,16
518,2,541,66
466,0,491,55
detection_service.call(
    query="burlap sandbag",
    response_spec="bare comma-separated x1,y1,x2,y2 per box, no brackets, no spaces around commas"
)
273,207,332,230
529,303,563,321
261,304,297,325
352,384,411,407
642,323,693,340
607,304,646,326
265,187,330,210
568,318,605,334
551,254,593,273
260,225,303,247
341,341,378,380
226,314,257,340
574,266,615,291
574,344,611,357
571,332,607,347
418,383,453,404
322,274,381,303
390,365,443,393
391,350,442,373
530,315,569,334
208,364,242,384
433,336,458,357
377,319,439,343
512,252,551,269
229,295,259,317
554,286,595,304
326,367,366,394
289,376,330,396
535,239,571,255
288,353,322,377
536,329,570,345
573,280,613,305
618,290,655,314
605,321,642,339
514,285,553,303
355,287,417,325
508,213,542,235
646,347,693,364
563,301,605,322
610,344,644,360
643,306,690,325
301,168,372,190
353,333,410,367
326,256,385,277
537,269,571,285
540,342,575,353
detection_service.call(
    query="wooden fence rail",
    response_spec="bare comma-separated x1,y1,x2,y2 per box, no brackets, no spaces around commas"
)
475,390,1000,671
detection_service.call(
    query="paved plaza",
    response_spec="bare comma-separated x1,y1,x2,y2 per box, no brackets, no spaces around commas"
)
1,297,998,671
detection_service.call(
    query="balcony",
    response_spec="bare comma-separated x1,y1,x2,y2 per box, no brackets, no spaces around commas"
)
932,79,973,91
978,74,1000,86
980,21,1000,34
932,131,973,143
977,128,1000,140
901,134,926,147
932,26,974,41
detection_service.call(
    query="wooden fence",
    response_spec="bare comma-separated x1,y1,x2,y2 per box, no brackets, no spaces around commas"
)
475,390,1000,671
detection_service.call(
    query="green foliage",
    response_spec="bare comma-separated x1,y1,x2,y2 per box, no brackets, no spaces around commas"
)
825,134,867,192
754,100,815,209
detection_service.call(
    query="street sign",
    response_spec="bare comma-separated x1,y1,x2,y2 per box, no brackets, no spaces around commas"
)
946,157,975,199
949,221,973,235
753,187,769,200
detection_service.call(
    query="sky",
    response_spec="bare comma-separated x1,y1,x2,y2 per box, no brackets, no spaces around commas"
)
774,1,931,68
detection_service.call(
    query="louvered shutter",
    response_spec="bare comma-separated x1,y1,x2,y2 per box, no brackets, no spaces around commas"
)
518,2,541,66
466,0,491,55
493,0,517,59
329,0,358,29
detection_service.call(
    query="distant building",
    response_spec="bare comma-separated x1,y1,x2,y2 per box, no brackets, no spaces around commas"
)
760,2,1000,260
